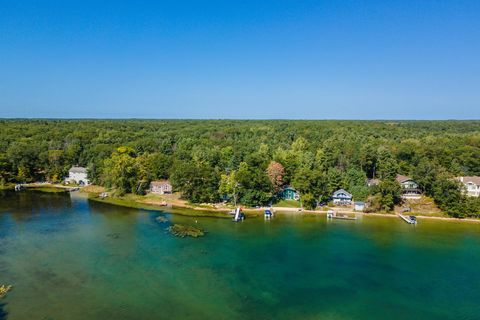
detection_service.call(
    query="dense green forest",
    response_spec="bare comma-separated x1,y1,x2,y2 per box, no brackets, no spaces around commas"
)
1,120,479,217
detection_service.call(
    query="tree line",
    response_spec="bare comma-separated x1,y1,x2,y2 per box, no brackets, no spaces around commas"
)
0,119,479,217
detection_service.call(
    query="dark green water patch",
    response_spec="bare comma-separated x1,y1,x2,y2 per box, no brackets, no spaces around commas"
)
1,191,480,319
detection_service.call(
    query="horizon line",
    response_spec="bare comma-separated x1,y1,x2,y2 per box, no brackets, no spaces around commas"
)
0,117,479,121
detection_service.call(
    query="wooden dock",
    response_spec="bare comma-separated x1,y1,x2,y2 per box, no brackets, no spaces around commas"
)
327,210,357,220
332,215,357,220
398,214,417,224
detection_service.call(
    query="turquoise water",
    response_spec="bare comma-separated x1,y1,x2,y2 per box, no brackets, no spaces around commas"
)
1,191,480,319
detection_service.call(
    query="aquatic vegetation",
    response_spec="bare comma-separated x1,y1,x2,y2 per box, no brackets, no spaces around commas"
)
167,224,205,238
0,285,12,298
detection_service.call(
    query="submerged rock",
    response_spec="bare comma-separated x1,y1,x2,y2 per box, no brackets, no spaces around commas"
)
167,224,205,238
156,216,169,223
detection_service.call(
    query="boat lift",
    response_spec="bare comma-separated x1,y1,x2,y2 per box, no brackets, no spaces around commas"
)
264,208,274,220
231,207,245,222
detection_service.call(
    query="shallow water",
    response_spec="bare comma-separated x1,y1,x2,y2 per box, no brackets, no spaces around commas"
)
1,190,480,320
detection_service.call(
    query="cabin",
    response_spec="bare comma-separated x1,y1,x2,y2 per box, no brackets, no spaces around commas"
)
456,176,480,197
366,178,380,187
354,201,365,211
332,189,353,205
150,180,172,195
67,166,89,186
279,186,300,201
396,175,421,199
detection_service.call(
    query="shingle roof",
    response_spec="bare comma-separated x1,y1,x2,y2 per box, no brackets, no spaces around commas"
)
69,166,87,173
333,189,352,198
396,174,413,183
150,180,171,187
457,176,480,185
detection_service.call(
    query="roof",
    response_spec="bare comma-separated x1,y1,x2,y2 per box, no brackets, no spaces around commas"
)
150,180,171,187
367,178,380,185
396,174,414,183
69,166,87,173
332,189,352,198
457,176,480,185
354,201,365,205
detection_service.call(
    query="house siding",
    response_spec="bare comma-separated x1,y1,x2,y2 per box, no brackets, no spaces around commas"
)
67,167,89,185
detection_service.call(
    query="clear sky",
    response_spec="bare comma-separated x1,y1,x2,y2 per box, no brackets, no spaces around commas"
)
0,0,479,119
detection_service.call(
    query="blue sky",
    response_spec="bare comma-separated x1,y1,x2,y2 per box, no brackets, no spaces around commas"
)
0,0,479,119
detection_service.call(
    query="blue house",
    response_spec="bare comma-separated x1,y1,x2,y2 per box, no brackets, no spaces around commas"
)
279,186,300,201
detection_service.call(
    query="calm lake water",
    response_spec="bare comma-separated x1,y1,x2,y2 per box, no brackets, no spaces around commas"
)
1,191,480,320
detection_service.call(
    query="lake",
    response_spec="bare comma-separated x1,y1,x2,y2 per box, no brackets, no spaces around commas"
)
1,190,480,319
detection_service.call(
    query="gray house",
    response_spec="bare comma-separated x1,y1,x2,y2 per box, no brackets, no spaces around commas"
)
396,175,421,199
332,189,353,205
150,180,173,195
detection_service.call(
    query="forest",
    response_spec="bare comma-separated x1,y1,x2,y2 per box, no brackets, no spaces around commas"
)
0,119,479,217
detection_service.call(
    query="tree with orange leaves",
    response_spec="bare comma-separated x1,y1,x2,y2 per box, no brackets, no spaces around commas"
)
266,161,285,192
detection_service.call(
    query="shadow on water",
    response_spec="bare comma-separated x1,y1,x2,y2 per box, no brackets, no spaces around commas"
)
0,190,73,221
0,303,7,320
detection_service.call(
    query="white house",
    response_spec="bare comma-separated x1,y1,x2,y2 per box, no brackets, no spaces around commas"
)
150,180,172,195
332,189,353,205
456,176,480,197
67,166,89,185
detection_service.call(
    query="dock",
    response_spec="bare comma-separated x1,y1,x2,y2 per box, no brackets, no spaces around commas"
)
332,215,357,220
327,210,357,221
398,214,417,224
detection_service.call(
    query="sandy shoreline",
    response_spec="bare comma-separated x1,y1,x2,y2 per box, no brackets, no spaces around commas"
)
273,209,480,223
6,183,480,223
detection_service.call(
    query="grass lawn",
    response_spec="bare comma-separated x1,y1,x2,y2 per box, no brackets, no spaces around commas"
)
274,199,301,208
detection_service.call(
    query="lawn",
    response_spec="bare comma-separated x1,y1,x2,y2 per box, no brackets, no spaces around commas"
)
274,199,301,208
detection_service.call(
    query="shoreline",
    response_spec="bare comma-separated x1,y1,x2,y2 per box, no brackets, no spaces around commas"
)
4,183,480,223
85,191,480,223
0,183,79,192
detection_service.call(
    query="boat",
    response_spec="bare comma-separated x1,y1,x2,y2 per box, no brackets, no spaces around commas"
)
264,209,273,219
